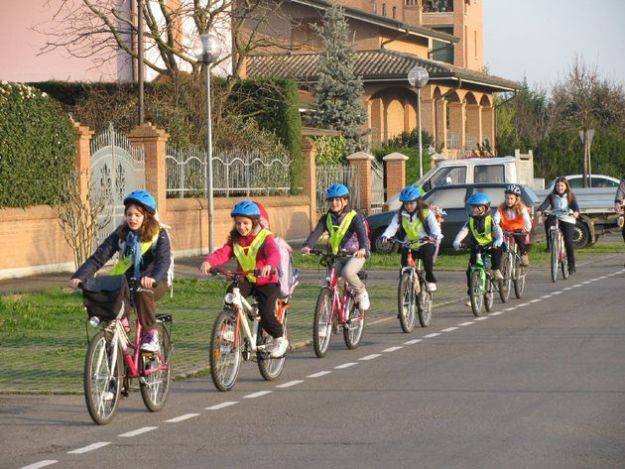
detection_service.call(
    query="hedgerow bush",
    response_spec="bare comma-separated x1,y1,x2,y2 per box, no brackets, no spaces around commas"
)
0,82,75,208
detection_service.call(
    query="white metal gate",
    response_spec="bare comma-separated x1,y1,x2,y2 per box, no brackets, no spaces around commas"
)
90,123,145,243
316,164,361,212
370,159,385,214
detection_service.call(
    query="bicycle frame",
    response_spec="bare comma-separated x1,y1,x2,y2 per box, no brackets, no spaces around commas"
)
469,249,490,290
226,285,275,355
326,262,358,326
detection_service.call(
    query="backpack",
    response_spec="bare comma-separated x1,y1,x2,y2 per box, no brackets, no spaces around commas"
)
342,210,371,253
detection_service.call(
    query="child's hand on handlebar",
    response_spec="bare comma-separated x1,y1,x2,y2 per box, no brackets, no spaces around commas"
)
140,277,156,289
301,246,311,255
354,249,367,258
259,265,273,278
69,278,82,289
200,261,211,276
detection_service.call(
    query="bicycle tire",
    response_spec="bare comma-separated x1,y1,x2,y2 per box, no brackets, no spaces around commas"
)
398,271,417,333
469,270,485,317
417,286,433,327
499,253,512,303
140,323,172,412
550,232,559,283
209,308,242,392
513,262,526,299
258,312,287,381
84,330,123,425
343,295,365,350
485,277,495,312
313,288,333,358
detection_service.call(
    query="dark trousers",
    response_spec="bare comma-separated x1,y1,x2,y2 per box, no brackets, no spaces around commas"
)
400,244,437,283
466,244,502,293
135,281,168,330
509,231,531,255
233,281,283,339
545,217,576,269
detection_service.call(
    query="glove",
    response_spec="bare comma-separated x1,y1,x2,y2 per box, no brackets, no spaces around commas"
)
453,240,462,251
380,236,389,244
493,238,503,248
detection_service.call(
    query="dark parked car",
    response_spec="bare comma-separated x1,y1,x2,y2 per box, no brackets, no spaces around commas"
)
368,183,540,251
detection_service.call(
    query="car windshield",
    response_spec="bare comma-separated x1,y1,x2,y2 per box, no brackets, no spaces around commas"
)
428,166,466,189
424,187,467,209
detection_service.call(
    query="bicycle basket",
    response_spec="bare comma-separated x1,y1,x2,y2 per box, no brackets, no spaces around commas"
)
82,275,130,320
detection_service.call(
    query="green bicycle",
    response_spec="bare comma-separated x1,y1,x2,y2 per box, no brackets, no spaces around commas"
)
467,245,496,317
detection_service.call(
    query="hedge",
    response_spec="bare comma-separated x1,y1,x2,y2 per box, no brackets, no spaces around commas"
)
0,82,76,208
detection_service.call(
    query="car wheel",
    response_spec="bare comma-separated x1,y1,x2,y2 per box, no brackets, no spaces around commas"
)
573,221,591,249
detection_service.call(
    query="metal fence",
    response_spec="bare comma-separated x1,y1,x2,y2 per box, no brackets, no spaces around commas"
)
316,164,362,212
371,158,386,214
166,146,291,198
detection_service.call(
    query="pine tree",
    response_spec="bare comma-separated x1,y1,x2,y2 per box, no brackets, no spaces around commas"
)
312,4,368,154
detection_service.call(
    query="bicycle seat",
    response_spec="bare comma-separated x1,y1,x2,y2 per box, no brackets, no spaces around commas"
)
156,313,172,323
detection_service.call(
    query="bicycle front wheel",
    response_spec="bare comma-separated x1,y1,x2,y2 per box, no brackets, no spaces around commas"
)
469,270,485,317
343,295,365,350
140,323,172,412
398,272,417,333
210,309,242,392
258,313,287,381
313,288,333,358
84,330,123,425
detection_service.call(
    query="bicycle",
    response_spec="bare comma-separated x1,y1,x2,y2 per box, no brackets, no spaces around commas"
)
308,249,367,358
500,231,528,301
209,266,299,391
80,276,172,425
465,245,496,317
543,209,573,283
388,237,435,332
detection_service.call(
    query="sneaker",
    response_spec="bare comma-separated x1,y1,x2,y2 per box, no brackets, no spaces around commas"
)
569,266,576,275
140,330,160,352
520,254,530,267
465,299,472,307
356,289,370,311
271,336,289,358
493,270,504,281
426,282,437,292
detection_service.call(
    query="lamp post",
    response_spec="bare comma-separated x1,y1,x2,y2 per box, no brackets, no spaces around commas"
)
198,33,221,252
137,0,145,124
407,65,430,178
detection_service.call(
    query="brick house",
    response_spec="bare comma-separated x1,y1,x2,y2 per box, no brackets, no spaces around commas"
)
243,0,518,157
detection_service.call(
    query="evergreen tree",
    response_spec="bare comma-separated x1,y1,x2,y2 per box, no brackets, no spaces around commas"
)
312,4,368,154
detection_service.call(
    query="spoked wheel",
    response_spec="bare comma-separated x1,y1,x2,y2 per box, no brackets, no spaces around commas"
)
140,323,172,412
258,313,287,381
313,288,333,358
513,262,526,299
550,233,559,283
469,270,485,317
499,254,512,303
417,285,433,327
210,309,242,392
398,271,417,333
484,277,495,312
343,295,365,350
84,330,123,425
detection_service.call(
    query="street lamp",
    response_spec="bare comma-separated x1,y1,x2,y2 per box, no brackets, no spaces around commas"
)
198,33,221,252
407,65,430,178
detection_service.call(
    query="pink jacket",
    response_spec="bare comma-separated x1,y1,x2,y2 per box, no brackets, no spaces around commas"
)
204,232,280,286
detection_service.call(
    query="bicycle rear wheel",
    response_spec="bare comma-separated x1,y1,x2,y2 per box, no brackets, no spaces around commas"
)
469,270,485,317
343,295,365,349
140,323,172,412
258,311,287,381
499,253,512,303
417,286,433,327
84,330,123,425
560,239,569,279
550,232,559,283
398,271,417,333
210,308,242,391
485,278,495,312
513,262,526,299
313,288,333,358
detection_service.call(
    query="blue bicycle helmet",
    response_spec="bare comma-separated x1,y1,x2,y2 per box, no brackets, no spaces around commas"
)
231,200,261,218
399,185,423,202
124,190,157,214
467,192,491,207
326,183,350,199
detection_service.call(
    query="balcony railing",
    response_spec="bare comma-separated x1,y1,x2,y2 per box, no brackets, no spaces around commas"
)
423,0,453,13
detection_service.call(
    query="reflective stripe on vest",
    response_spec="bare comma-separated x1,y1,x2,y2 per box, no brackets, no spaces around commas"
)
233,228,270,283
401,209,430,242
326,210,357,255
469,215,493,246
498,207,525,232
110,231,160,276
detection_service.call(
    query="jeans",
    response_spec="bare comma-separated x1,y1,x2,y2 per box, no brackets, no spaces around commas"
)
231,281,283,338
332,257,366,295
545,217,576,269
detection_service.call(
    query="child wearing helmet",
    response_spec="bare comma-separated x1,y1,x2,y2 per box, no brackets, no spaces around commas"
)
301,183,371,310
453,192,504,294
200,201,288,358
494,184,533,266
380,185,442,292
70,190,172,353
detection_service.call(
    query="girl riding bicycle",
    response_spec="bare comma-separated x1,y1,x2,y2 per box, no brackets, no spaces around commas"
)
200,201,288,358
301,183,370,310
453,192,504,295
380,185,442,292
70,190,172,353
493,184,533,267
537,176,580,275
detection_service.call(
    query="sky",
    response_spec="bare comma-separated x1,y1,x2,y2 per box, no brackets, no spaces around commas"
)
484,0,625,89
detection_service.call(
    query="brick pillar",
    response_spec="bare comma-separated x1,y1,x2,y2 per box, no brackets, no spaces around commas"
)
72,120,94,204
465,104,482,152
482,105,495,151
383,152,408,199
421,97,435,139
301,135,317,230
128,123,170,216
347,152,374,213
447,101,466,151
435,98,448,150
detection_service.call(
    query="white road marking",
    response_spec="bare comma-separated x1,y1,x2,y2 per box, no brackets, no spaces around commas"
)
504,307,517,311
404,339,422,345
276,380,304,388
335,362,358,369
540,295,551,299
67,442,111,454
243,391,272,399
458,321,474,326
165,413,200,423
518,302,530,307
475,317,488,321
383,346,404,352
423,332,441,338
206,401,238,411
359,354,382,361
529,299,540,304
307,370,331,378
490,311,503,316
119,426,158,438
441,327,459,332
20,461,58,469
552,291,563,295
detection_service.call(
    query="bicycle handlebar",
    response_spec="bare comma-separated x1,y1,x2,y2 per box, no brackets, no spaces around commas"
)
209,265,276,280
387,236,435,248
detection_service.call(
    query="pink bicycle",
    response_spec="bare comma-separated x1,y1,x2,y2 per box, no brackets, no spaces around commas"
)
309,249,367,358
80,276,172,425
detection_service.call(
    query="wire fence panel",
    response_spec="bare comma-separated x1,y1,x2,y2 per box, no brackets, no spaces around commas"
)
370,159,386,214
166,146,291,198
316,164,361,212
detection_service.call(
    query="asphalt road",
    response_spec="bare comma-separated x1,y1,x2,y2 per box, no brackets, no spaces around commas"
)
3,258,625,469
